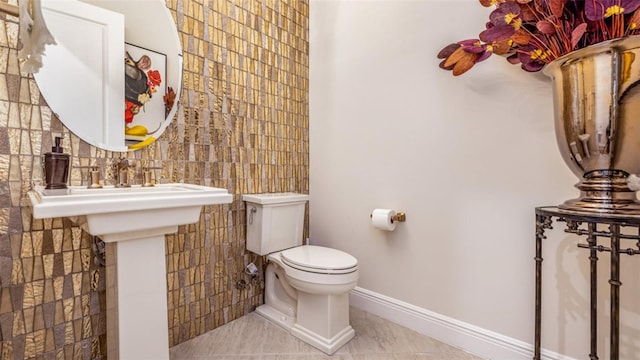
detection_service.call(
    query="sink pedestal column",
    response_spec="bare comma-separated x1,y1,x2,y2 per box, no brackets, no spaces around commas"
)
104,226,176,360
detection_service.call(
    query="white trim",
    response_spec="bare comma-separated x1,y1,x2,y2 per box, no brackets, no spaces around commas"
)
349,287,578,360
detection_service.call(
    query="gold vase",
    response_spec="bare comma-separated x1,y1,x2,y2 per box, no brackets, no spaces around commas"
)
543,36,640,214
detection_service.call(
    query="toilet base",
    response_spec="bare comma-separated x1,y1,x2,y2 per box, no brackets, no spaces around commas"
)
292,291,354,355
254,303,355,355
291,322,354,355
255,289,355,355
254,303,295,331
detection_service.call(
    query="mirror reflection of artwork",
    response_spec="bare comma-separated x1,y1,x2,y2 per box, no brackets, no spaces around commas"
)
34,0,183,152
124,43,167,149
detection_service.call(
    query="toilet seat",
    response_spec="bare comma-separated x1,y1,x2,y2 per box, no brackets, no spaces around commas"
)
280,245,358,274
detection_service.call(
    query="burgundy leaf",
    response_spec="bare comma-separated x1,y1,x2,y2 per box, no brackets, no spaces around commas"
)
437,44,460,59
492,40,514,55
462,45,486,54
480,25,516,42
521,60,545,72
506,53,521,64
536,19,556,35
571,23,588,49
549,0,566,18
443,47,468,68
630,9,640,29
519,6,537,21
511,29,532,45
439,59,455,71
458,39,481,46
623,0,640,14
476,50,493,63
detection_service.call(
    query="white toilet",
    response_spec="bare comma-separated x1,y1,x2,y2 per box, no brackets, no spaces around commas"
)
243,193,359,355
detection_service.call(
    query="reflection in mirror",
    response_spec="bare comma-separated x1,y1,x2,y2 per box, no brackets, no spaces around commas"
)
34,0,183,152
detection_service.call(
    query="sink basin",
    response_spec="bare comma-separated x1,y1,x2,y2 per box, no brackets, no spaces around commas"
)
27,182,232,360
29,182,231,219
29,183,232,241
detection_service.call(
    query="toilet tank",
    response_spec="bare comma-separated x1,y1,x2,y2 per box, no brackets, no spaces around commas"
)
242,193,309,255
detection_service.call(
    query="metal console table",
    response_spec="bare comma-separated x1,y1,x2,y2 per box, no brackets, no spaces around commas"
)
534,207,640,360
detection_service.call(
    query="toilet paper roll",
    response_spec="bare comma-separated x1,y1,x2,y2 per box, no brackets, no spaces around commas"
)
371,209,397,231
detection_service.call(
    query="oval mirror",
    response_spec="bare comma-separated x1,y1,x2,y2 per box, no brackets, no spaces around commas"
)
34,0,183,152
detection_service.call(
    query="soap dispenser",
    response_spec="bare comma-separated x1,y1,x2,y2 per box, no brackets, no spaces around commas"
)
44,136,70,190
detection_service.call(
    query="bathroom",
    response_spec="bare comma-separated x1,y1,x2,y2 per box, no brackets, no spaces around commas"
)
2,0,640,359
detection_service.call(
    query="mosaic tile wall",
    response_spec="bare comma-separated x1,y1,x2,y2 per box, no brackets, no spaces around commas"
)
0,0,309,358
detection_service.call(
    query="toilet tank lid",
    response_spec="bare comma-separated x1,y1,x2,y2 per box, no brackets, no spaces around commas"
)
242,192,309,205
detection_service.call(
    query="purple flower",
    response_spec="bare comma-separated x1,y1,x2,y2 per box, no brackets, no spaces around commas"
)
480,3,523,42
517,45,550,72
585,0,640,21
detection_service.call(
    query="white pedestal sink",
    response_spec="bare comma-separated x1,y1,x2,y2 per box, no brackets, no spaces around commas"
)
28,183,232,360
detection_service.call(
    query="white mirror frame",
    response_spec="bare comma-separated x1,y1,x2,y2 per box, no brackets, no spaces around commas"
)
34,0,183,152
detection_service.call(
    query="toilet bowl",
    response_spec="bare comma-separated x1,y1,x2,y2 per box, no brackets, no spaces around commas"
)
243,193,359,355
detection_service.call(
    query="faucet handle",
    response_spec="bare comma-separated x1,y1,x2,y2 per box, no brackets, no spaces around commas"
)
87,167,103,189
140,160,163,187
142,170,154,187
75,165,103,188
141,166,162,187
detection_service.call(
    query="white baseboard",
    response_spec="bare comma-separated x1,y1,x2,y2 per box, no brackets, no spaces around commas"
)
349,287,578,360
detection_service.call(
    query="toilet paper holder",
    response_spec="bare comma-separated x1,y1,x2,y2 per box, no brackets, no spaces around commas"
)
370,211,406,223
392,212,406,223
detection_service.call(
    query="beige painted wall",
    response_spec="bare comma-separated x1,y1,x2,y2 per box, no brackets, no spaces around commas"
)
309,1,640,358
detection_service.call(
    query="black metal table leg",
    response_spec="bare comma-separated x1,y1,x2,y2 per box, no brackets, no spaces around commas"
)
534,213,550,360
534,232,542,360
610,224,621,360
587,222,598,360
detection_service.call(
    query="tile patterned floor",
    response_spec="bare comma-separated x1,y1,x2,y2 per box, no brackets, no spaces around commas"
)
169,307,485,359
